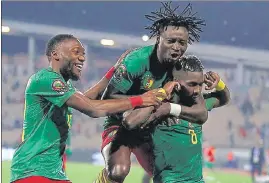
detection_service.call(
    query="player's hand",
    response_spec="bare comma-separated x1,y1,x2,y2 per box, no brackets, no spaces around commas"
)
204,71,220,90
140,89,167,107
140,102,171,129
162,117,180,126
163,81,180,100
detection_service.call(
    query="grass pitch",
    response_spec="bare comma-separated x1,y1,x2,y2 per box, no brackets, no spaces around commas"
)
2,161,251,183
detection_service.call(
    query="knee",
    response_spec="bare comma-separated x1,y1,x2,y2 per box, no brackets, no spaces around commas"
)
107,163,130,182
122,117,136,130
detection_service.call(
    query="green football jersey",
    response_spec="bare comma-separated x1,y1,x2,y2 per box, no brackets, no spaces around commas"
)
65,108,73,156
104,45,169,129
152,98,217,183
10,67,76,182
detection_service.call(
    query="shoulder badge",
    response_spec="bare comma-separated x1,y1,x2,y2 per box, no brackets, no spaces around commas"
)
114,64,127,82
52,80,68,93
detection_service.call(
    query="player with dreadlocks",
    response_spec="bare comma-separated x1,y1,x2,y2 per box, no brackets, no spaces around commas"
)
94,2,218,183
123,55,231,183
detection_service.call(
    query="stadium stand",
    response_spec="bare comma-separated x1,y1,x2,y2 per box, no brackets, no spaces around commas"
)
2,52,269,150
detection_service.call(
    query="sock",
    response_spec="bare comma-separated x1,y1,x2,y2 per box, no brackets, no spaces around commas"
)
94,169,115,183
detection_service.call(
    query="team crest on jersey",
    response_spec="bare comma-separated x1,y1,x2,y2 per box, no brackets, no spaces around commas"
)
142,71,155,90
114,64,127,82
52,80,68,93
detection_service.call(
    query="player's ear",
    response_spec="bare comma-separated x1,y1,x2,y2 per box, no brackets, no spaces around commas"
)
156,36,160,44
51,50,60,61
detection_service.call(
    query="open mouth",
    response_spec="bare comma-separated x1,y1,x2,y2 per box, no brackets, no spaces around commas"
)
192,94,199,100
171,53,180,59
75,63,83,71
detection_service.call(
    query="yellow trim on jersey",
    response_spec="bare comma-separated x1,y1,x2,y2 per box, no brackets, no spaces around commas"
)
67,114,72,128
188,129,198,144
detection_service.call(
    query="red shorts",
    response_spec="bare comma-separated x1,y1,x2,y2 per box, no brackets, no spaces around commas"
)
13,176,71,183
101,126,153,176
62,153,67,170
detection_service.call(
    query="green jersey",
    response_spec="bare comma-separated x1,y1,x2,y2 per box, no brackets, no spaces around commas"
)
152,98,217,183
104,45,169,129
11,67,76,182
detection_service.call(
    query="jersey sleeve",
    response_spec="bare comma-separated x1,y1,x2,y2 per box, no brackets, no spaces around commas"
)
26,74,76,107
205,97,217,111
109,46,152,93
109,63,134,94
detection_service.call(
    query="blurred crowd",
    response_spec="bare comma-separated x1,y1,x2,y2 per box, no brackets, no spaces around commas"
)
2,51,269,151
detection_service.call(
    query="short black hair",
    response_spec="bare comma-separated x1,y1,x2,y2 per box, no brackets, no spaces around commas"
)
174,55,204,72
45,34,76,57
145,2,206,44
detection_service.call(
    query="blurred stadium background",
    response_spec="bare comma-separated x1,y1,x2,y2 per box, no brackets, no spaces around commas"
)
2,2,269,183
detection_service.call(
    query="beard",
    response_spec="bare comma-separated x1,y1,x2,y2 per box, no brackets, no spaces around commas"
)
163,57,178,64
162,56,181,68
173,90,196,106
60,59,79,81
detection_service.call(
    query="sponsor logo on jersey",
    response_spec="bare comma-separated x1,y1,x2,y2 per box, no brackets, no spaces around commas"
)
52,80,68,93
142,71,155,90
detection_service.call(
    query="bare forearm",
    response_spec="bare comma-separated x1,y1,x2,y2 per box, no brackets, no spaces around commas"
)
84,77,110,100
66,93,137,118
88,99,135,117
123,106,155,129
173,95,208,124
109,94,131,99
216,86,230,106
203,86,230,108
179,104,208,124
147,102,208,124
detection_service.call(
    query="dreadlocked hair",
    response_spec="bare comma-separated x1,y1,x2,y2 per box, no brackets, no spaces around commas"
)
175,55,204,72
46,34,76,57
145,2,206,44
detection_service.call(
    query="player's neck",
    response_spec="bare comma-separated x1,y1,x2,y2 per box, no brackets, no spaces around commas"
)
50,62,69,81
150,52,170,78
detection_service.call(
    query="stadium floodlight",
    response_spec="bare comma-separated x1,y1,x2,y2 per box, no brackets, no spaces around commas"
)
142,35,149,42
100,39,115,46
2,26,10,33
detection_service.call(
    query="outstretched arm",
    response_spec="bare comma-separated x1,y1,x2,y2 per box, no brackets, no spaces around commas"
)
66,90,165,118
83,70,113,100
